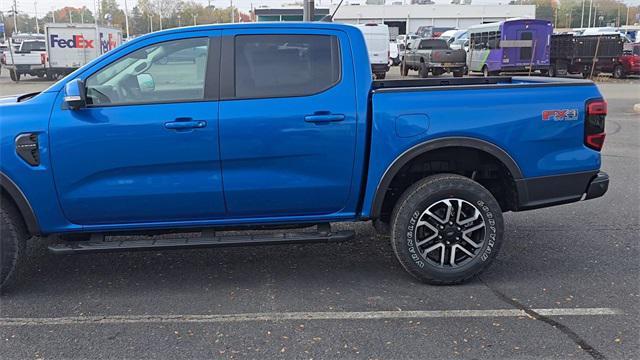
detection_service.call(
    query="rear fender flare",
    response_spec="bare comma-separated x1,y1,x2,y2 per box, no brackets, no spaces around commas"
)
370,137,523,219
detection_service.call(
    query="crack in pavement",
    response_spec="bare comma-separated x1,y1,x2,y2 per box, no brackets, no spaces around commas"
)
480,277,607,360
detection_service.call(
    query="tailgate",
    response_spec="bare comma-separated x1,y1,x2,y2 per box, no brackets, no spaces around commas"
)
430,49,466,64
6,53,41,65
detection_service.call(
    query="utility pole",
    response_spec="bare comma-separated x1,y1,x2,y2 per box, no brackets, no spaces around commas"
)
52,6,56,23
94,0,99,25
193,14,197,26
124,0,130,39
231,0,234,23
588,0,593,27
34,1,39,33
580,0,585,28
303,0,315,21
12,0,18,34
81,8,84,23
626,5,630,26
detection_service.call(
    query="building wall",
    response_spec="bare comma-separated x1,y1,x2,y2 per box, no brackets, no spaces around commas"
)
332,4,536,33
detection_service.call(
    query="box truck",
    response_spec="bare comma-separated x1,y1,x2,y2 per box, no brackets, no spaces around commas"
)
45,23,123,79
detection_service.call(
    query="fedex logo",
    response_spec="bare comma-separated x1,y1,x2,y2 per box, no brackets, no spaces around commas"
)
542,109,578,121
49,34,94,49
99,33,118,54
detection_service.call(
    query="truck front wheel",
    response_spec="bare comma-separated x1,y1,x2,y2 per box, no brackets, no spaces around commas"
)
0,197,28,293
390,174,504,285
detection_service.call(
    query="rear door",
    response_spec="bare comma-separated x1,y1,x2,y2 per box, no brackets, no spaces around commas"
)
218,29,358,217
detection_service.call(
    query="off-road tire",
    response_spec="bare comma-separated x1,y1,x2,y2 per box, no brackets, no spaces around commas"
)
452,70,464,77
0,197,28,294
390,174,504,285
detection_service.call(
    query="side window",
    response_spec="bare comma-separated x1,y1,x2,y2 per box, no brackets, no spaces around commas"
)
85,37,209,106
234,34,341,99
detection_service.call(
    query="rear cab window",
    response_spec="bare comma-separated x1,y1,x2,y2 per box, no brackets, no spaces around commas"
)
232,34,341,99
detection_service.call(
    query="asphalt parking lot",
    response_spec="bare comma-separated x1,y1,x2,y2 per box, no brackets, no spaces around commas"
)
0,68,638,359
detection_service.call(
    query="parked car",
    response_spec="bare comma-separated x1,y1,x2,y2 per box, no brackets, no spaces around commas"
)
1,39,47,81
415,26,456,38
450,38,469,52
439,29,467,45
356,23,390,79
396,34,420,46
0,23,609,292
549,34,623,78
614,43,640,78
401,38,466,77
0,41,8,73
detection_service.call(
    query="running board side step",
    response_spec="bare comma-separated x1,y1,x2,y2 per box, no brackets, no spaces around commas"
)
48,229,355,255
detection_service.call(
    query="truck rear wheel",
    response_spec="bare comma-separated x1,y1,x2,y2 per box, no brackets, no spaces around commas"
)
9,70,20,82
0,197,28,293
613,64,626,79
390,174,504,285
401,64,409,76
375,72,386,80
418,63,429,78
548,64,556,77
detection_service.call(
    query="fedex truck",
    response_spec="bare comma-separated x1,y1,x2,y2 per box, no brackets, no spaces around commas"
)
45,23,123,79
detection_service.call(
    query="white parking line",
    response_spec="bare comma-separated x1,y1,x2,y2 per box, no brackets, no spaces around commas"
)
0,308,624,326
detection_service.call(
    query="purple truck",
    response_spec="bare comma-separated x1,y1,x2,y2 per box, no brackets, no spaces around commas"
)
467,19,552,76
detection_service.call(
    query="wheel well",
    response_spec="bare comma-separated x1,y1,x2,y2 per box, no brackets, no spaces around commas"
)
376,146,519,224
0,191,29,234
0,174,39,236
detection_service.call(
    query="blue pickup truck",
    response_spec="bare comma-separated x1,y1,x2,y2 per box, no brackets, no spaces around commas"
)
0,23,609,292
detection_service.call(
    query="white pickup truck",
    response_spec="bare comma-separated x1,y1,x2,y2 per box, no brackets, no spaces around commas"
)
1,40,47,81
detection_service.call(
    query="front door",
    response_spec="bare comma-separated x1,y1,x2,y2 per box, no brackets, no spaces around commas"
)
49,33,225,224
218,30,358,217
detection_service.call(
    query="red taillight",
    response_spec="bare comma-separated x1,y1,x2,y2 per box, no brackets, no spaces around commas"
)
40,52,47,65
587,100,607,115
586,133,606,150
585,99,607,151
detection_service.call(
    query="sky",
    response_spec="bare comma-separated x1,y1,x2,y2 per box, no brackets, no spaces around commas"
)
2,0,640,16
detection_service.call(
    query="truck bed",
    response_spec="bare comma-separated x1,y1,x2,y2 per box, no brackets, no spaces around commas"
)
372,76,593,91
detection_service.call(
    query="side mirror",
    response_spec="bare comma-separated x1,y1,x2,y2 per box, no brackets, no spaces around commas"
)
137,73,155,93
63,79,86,110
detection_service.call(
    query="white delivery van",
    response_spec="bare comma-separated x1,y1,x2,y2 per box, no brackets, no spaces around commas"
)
45,23,123,79
356,23,390,79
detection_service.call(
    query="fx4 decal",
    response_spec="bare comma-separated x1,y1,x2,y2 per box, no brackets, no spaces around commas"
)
542,109,579,121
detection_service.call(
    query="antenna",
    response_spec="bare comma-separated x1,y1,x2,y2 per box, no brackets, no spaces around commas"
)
320,0,345,22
